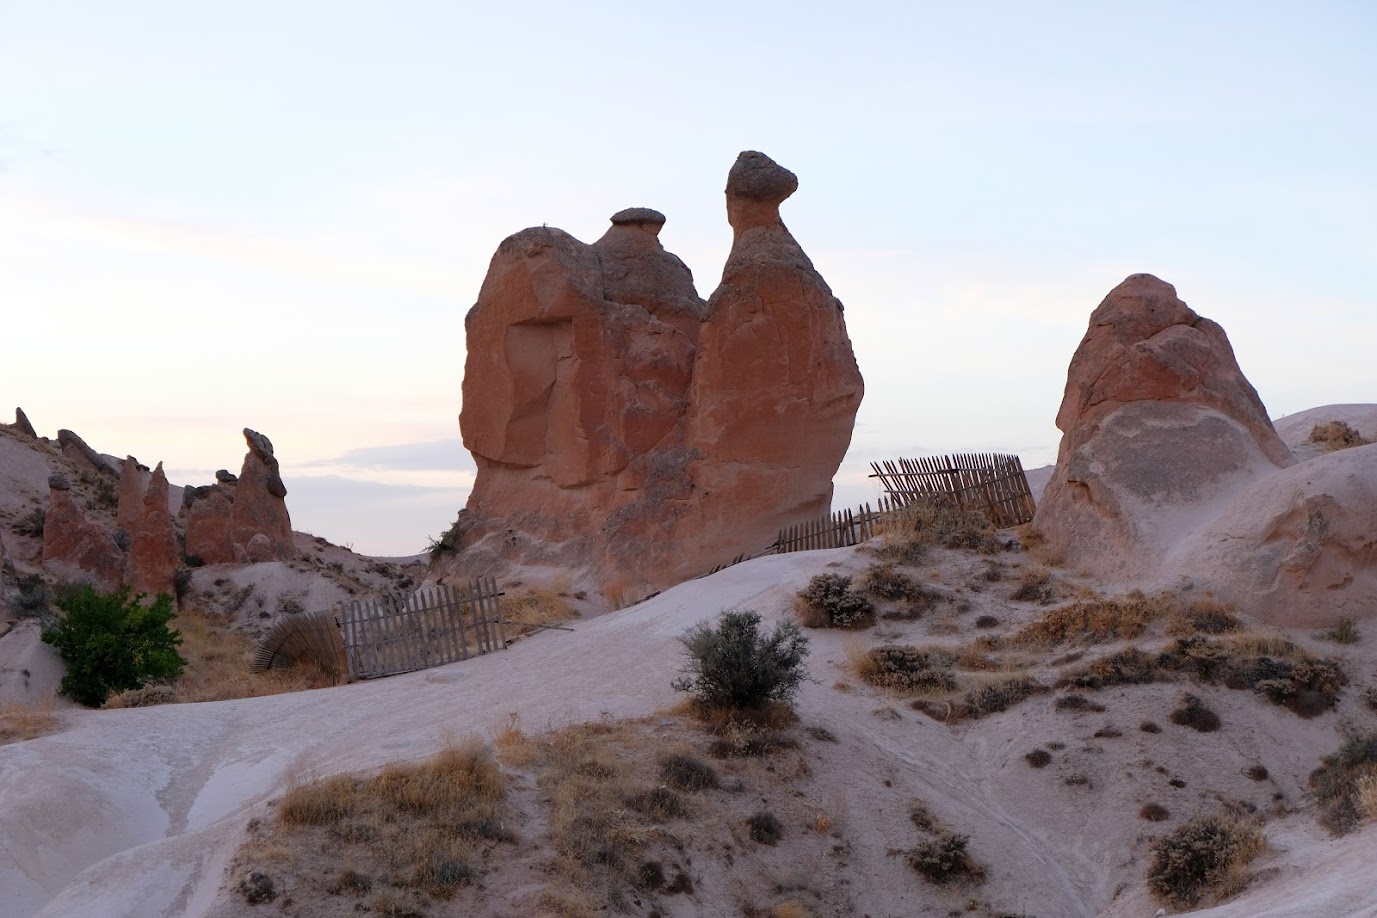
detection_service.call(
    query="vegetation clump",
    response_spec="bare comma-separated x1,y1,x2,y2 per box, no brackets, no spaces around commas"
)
41,586,186,707
913,676,1048,723
1323,617,1361,644
873,499,1002,561
673,609,809,711
906,832,985,885
1169,694,1221,732
857,645,956,693
1024,749,1051,768
1160,635,1347,718
1009,567,1056,604
747,811,784,845
1307,420,1372,452
1139,803,1170,822
1308,731,1377,835
1058,647,1160,690
794,574,875,629
1010,592,1170,646
1146,813,1264,908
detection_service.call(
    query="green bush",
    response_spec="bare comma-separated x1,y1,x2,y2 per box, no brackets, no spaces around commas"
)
672,609,809,710
41,586,186,707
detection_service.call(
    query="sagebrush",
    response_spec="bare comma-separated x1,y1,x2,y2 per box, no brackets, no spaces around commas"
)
673,609,810,710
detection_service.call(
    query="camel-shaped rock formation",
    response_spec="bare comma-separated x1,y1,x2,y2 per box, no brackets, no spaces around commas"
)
451,151,864,599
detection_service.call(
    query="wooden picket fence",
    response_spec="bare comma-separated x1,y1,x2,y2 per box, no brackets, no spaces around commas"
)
868,453,1036,528
772,496,906,554
340,579,505,679
251,578,507,682
251,608,349,679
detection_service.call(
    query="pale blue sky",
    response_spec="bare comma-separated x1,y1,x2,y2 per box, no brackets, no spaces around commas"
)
2,1,1373,554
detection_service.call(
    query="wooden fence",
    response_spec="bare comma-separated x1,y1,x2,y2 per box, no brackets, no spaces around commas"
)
868,453,1036,528
772,496,906,554
252,578,507,682
339,579,505,679
251,608,348,679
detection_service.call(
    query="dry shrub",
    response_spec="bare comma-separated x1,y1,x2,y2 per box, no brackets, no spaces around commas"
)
1058,647,1161,690
1170,694,1221,732
974,614,999,629
0,700,59,744
1054,694,1106,713
1245,765,1269,781
859,564,922,602
747,810,783,845
794,575,874,629
906,832,986,885
1009,591,1171,646
1025,749,1051,768
1309,731,1377,835
1364,686,1377,711
503,587,579,638
1140,720,1162,734
873,500,1002,561
1009,567,1056,604
105,607,337,707
1165,600,1243,637
1308,420,1372,452
659,753,719,791
1159,634,1347,718
1323,617,1361,644
856,645,956,693
913,676,1048,724
1140,803,1170,822
1147,812,1264,908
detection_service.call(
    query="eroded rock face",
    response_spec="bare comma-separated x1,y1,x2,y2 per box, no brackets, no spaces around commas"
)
57,429,117,479
115,456,149,534
452,152,863,599
124,463,179,598
1168,444,1377,626
686,151,865,563
1034,274,1293,579
42,474,123,589
184,430,294,564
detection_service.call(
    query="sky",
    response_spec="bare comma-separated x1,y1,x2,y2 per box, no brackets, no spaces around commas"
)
2,1,1373,555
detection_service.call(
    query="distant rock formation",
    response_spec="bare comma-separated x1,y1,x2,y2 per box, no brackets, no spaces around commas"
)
185,429,294,564
42,474,124,589
57,429,117,478
1033,274,1293,580
452,151,863,599
123,463,179,597
115,456,149,533
12,407,37,439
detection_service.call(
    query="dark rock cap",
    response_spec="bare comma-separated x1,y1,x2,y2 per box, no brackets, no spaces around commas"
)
215,469,238,483
726,151,798,204
48,473,71,490
610,207,666,226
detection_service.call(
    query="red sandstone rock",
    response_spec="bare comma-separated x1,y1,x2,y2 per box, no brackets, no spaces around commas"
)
183,430,294,564
115,456,149,534
451,152,863,599
1033,274,1293,579
686,151,864,563
123,463,179,598
42,474,123,589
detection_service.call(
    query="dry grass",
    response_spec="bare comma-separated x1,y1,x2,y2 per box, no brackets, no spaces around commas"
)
871,500,1002,563
1008,591,1171,646
0,700,59,744
1165,600,1243,637
493,713,539,767
262,739,509,903
855,645,957,693
1307,420,1372,452
1009,566,1056,604
503,587,579,638
104,607,337,708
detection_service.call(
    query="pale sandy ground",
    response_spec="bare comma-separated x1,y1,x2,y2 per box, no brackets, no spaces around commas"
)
4,541,1377,918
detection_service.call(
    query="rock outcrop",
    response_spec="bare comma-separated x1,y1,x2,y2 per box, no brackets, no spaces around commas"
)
115,457,149,533
12,407,37,439
123,463,179,597
452,152,863,599
57,429,117,478
1033,274,1293,580
1169,443,1377,626
184,429,294,564
42,474,123,589
686,151,865,559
